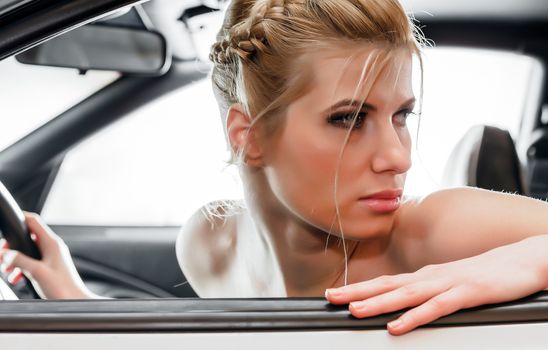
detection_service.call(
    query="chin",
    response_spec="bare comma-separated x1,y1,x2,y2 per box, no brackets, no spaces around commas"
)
333,213,396,241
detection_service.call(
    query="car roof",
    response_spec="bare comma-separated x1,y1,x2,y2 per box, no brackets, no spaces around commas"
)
0,0,142,60
2,0,548,58
0,0,33,17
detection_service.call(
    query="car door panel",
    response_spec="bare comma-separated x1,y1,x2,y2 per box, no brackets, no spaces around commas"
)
52,225,196,298
1,296,548,349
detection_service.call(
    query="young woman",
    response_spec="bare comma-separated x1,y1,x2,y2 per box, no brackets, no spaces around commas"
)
2,0,548,336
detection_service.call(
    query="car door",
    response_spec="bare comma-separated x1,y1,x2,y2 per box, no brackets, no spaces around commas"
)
39,69,240,299
1,294,548,349
0,0,221,299
0,54,229,298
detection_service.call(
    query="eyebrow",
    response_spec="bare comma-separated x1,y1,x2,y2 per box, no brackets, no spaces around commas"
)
323,97,416,113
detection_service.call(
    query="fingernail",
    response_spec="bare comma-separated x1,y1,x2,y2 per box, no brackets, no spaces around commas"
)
8,269,23,285
325,289,341,298
388,319,403,329
350,301,367,310
2,250,16,266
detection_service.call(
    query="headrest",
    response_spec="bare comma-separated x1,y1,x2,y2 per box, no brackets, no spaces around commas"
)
442,125,524,194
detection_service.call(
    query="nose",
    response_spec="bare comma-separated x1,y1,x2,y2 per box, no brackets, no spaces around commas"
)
370,124,412,174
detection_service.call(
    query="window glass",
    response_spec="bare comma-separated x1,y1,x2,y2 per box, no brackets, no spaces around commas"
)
42,79,242,226
41,48,542,226
405,48,541,196
0,57,118,152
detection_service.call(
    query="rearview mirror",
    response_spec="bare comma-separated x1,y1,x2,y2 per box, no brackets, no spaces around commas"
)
15,24,170,75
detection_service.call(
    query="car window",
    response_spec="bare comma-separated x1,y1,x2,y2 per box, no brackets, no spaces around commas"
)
40,47,542,226
0,57,119,152
406,48,543,196
42,79,243,226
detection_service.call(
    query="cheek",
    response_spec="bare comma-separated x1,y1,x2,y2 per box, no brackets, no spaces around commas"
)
263,120,406,239
398,126,412,149
265,126,342,229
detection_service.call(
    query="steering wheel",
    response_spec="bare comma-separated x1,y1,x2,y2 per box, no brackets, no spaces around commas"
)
0,180,42,298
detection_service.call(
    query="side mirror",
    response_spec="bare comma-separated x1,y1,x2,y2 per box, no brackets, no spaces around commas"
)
15,24,170,75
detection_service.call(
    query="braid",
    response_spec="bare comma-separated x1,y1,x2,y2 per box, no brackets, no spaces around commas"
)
210,0,286,65
210,0,424,138
210,39,232,65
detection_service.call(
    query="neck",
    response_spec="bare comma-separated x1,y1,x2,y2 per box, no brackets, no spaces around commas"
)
240,167,365,296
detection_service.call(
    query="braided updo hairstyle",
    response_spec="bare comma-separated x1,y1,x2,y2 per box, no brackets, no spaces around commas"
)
210,0,424,153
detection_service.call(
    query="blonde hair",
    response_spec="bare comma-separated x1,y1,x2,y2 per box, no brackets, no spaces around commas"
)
210,0,424,141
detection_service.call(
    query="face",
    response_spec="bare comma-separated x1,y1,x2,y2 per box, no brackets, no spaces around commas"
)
261,46,415,240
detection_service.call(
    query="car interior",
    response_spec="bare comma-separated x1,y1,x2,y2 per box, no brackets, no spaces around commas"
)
442,125,525,195
1,0,548,337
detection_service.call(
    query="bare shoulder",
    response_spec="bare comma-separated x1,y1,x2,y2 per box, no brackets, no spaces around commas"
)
393,187,548,270
175,200,244,296
392,188,494,269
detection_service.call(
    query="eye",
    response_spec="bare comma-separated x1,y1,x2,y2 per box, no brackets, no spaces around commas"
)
327,111,367,130
393,108,417,127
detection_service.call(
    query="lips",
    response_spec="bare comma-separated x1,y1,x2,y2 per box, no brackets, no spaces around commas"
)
359,189,403,213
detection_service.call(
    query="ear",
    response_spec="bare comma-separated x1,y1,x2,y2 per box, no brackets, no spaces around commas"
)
226,104,264,167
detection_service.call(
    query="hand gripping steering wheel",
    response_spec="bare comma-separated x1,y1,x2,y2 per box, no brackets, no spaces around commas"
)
0,180,42,298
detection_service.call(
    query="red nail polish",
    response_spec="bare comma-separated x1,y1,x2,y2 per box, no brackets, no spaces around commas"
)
8,271,23,285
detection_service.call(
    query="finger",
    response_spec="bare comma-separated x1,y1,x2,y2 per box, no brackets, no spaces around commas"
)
7,268,23,285
0,238,8,249
1,263,14,274
387,287,466,335
23,212,56,248
0,249,41,277
348,282,447,318
326,274,411,304
1,249,17,275
0,249,16,267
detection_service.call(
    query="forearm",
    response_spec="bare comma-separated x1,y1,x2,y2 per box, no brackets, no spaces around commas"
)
326,230,548,335
514,234,548,290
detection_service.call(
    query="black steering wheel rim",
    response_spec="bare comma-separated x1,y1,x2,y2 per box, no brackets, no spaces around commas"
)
0,180,42,298
0,181,41,258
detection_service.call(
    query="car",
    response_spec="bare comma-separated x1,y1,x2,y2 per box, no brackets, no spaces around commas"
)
1,0,548,348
